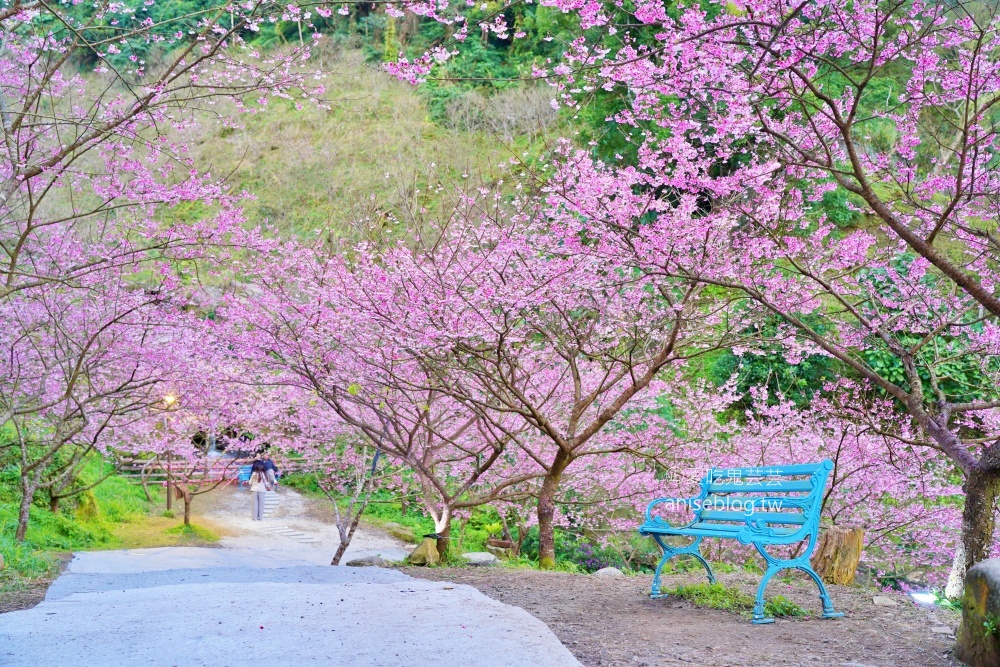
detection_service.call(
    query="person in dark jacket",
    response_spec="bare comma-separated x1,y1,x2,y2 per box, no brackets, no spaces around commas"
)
262,454,278,487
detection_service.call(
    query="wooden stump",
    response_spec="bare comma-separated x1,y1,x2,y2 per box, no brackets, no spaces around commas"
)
810,525,864,585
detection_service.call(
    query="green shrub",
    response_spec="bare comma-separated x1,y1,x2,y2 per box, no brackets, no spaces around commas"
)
766,595,807,618
665,582,807,618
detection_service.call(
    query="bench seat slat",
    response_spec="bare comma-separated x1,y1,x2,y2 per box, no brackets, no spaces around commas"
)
707,480,813,493
704,495,813,510
690,522,800,536
698,510,807,525
639,521,802,538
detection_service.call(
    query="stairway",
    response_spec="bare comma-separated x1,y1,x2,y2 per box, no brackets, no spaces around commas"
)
262,489,280,517
260,524,321,545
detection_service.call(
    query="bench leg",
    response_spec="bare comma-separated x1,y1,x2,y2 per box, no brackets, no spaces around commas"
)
750,544,844,623
649,535,715,599
796,565,844,620
650,549,671,599
751,565,780,624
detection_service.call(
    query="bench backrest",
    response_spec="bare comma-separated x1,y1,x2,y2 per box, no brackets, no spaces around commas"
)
693,460,833,544
237,465,253,482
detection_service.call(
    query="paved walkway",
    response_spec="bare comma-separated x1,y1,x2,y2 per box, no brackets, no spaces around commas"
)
203,487,412,563
0,547,579,666
0,489,580,667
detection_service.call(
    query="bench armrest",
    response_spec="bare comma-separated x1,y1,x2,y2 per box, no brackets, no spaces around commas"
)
642,496,702,529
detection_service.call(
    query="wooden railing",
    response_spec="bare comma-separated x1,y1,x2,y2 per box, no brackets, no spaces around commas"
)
114,455,311,484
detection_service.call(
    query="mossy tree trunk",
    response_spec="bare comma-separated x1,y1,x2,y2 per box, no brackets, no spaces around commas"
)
537,451,570,570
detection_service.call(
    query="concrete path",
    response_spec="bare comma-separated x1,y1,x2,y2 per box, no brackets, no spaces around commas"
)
0,548,580,666
202,487,412,563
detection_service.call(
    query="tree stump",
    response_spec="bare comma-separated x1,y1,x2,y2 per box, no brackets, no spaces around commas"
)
810,525,864,585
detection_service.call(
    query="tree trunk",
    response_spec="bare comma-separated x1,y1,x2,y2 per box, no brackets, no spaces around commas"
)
810,525,864,585
537,453,569,569
182,490,192,526
331,499,368,565
330,537,350,566
166,456,173,511
962,467,1000,571
436,522,451,559
49,494,60,514
16,480,35,541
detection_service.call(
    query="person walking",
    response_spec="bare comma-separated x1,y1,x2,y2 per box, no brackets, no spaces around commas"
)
249,461,271,521
262,453,279,488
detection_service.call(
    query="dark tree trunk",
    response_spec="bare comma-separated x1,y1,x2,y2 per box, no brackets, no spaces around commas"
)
330,500,367,566
537,451,570,570
330,538,350,566
166,456,173,511
16,481,35,541
49,495,60,514
182,490,193,526
962,466,1000,570
436,522,451,559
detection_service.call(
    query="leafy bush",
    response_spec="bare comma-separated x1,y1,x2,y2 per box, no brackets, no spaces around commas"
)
666,582,807,618
519,528,626,572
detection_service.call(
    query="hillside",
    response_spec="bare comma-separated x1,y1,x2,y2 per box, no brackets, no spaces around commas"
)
185,47,560,240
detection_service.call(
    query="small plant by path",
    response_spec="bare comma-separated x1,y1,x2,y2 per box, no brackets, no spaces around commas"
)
164,524,220,543
659,582,808,618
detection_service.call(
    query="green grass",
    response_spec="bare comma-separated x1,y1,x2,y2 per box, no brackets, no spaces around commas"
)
0,454,198,593
183,45,553,241
164,523,220,542
665,582,807,618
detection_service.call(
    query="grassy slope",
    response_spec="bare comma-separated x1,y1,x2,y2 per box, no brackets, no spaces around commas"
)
0,466,223,611
185,47,526,239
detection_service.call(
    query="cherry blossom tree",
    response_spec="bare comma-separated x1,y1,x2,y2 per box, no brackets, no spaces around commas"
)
297,195,741,567
0,0,325,536
228,241,543,556
0,273,187,538
429,0,1000,573
294,436,390,565
0,0,322,301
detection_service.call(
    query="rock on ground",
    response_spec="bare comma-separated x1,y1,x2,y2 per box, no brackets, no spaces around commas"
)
592,567,624,577
0,547,579,667
871,595,897,607
345,556,390,567
462,552,498,566
406,537,440,566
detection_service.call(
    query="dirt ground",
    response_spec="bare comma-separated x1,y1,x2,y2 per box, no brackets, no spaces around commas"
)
408,566,961,667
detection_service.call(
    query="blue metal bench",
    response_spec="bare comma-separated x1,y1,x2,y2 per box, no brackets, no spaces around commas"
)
236,465,253,488
638,459,844,624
